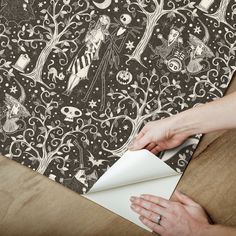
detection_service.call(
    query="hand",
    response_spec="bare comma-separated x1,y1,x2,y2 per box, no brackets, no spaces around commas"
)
129,118,189,154
130,190,211,236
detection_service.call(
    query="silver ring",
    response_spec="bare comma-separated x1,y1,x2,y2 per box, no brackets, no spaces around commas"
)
156,215,162,225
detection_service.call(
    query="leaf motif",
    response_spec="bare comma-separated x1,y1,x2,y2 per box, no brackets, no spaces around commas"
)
220,84,227,88
188,2,195,8
231,66,236,71
131,84,138,89
45,34,51,40
99,114,106,118
117,107,121,114
36,143,43,148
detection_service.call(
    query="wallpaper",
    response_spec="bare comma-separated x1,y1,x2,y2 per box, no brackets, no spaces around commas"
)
0,0,235,194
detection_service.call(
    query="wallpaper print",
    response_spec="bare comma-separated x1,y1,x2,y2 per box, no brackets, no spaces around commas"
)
0,0,235,194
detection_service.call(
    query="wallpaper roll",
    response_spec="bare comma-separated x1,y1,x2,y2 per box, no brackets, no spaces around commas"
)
0,0,235,230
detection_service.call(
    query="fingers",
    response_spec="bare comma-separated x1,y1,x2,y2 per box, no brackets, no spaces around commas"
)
129,124,152,151
145,142,156,151
146,143,162,155
130,196,168,217
129,133,151,151
134,128,146,141
140,194,171,208
131,204,163,224
174,190,199,207
139,216,165,235
150,145,163,155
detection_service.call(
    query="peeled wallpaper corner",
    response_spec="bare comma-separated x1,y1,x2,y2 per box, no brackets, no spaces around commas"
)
0,0,235,198
87,149,180,193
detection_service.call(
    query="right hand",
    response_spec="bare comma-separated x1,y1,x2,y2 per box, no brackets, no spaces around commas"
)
128,117,189,154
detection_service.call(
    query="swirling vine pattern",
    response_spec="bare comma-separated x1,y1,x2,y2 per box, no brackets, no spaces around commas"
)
0,0,235,193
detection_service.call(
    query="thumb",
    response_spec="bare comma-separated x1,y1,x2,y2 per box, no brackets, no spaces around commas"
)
129,133,151,151
175,190,200,207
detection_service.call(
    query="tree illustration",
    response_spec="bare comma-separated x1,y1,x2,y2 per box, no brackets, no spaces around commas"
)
88,69,188,157
198,0,236,30
0,22,13,81
16,0,93,88
191,29,236,101
0,22,10,48
6,89,98,174
125,0,195,66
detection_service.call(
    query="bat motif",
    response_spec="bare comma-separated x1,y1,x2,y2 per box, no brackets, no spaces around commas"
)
88,151,107,167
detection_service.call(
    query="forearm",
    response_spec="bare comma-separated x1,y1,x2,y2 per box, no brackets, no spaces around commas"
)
172,92,236,136
200,224,236,236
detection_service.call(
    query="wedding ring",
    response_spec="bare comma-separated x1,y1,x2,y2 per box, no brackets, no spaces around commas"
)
156,215,162,225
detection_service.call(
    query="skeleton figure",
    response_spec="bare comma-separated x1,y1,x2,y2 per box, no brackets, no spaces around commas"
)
186,21,214,74
82,14,141,111
117,14,132,36
149,26,184,66
1,80,30,133
64,15,111,96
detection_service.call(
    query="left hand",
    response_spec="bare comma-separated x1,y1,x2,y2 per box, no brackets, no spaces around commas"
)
130,190,211,236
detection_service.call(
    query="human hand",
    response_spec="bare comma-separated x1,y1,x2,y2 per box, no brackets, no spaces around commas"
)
130,190,211,236
128,118,190,154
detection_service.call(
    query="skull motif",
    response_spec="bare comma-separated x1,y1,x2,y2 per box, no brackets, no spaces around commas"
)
120,14,132,26
61,106,82,122
167,58,182,72
116,69,133,85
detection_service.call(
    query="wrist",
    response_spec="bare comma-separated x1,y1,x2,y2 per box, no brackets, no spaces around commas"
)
197,224,230,236
196,223,214,236
169,110,202,137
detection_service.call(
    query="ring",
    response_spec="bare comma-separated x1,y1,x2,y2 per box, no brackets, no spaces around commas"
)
156,215,162,225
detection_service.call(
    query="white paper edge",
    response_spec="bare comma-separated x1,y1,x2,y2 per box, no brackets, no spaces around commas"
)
88,149,178,193
83,175,181,231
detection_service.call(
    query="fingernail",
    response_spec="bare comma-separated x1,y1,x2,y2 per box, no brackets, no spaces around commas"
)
130,196,135,202
139,216,144,220
176,190,184,195
128,141,133,148
130,204,137,211
128,144,134,150
140,194,146,199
